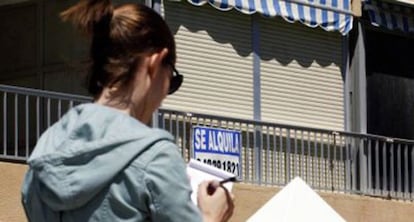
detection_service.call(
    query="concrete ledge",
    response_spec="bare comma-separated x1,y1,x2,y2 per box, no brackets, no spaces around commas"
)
0,162,27,222
230,183,414,222
1,162,413,222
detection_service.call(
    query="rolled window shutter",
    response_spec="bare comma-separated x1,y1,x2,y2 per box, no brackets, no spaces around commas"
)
161,1,254,120
260,17,344,130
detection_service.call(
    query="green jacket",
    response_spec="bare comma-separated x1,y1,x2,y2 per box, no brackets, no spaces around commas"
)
21,103,202,221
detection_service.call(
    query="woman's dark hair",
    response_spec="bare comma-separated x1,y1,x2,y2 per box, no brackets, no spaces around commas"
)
61,0,176,100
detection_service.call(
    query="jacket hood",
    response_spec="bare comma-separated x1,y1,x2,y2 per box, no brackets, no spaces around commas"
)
26,103,173,211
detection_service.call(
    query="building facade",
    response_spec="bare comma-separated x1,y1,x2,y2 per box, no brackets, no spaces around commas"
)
0,0,354,131
1,0,413,202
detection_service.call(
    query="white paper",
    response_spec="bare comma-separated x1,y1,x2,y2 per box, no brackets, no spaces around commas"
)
247,177,346,222
187,158,235,205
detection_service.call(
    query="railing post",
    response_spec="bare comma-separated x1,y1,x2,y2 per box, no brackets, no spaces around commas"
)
390,141,395,197
3,92,7,156
286,129,291,183
344,136,352,193
350,137,358,192
359,138,368,194
331,132,339,192
254,125,262,185
152,109,159,128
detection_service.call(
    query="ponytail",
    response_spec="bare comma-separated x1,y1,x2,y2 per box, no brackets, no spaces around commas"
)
61,0,115,96
60,1,176,99
60,0,113,35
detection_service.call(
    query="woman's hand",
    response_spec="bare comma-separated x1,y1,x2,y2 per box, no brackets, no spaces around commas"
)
197,180,235,222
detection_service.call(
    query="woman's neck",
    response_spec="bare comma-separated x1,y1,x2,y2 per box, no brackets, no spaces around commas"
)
95,88,151,124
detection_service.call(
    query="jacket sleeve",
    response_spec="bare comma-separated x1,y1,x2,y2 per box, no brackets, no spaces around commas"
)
144,140,203,222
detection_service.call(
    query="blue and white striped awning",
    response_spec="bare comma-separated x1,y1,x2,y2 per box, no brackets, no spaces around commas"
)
186,0,354,35
363,0,414,33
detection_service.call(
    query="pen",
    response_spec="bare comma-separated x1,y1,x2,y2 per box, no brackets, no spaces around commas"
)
219,176,238,185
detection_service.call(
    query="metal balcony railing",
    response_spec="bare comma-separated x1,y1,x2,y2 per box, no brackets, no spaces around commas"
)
0,84,91,161
1,84,413,201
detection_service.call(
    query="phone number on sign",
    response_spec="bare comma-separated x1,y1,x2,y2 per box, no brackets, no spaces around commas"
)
196,158,240,176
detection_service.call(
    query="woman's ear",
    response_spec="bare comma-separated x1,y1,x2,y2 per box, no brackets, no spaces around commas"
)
148,48,169,79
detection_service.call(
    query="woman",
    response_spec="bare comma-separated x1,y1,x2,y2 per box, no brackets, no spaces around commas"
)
21,1,234,221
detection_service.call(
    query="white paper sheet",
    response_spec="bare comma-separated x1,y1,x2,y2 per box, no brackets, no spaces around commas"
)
247,177,346,222
187,159,235,205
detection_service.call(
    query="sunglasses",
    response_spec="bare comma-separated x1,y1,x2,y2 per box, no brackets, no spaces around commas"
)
168,64,183,95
